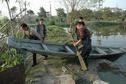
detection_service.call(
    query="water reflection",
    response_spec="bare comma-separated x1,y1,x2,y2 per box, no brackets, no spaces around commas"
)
91,25,126,84
91,26,126,47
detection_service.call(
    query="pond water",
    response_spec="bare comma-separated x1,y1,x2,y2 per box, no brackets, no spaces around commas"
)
91,25,126,84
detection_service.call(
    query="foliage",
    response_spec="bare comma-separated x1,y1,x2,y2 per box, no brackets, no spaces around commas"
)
89,21,120,27
56,8,66,25
56,8,66,18
94,7,124,21
0,16,10,35
67,10,81,24
22,15,38,24
80,8,94,21
90,25,126,36
38,7,47,18
66,7,126,22
10,6,17,18
47,25,71,44
48,20,56,25
15,30,25,39
27,9,34,15
0,46,24,72
63,0,104,24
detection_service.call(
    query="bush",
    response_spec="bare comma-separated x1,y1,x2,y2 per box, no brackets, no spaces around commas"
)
88,21,120,27
0,45,24,72
48,20,55,25
47,25,71,44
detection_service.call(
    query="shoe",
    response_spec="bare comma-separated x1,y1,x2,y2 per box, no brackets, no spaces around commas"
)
32,63,37,67
43,55,48,60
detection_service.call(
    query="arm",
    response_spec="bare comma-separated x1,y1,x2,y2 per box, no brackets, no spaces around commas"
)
31,30,43,42
73,28,84,46
43,24,47,37
73,39,82,46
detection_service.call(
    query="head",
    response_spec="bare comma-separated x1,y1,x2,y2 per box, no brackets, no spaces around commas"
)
78,16,83,22
75,21,85,30
39,18,44,25
20,23,29,31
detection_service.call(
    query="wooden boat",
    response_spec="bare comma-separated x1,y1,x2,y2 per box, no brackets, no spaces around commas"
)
7,37,126,60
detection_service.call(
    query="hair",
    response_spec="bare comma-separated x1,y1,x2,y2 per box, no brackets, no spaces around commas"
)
75,21,85,26
40,18,44,21
20,23,29,30
79,16,83,20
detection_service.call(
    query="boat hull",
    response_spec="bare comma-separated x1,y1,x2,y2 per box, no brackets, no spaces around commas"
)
7,37,126,60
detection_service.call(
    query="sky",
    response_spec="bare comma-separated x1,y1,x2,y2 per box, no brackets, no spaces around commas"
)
0,0,126,17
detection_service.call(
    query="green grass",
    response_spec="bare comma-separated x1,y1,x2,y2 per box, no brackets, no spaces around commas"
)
0,44,24,72
46,25,71,44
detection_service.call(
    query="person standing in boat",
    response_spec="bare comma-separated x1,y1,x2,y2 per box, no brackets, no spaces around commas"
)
73,21,92,69
20,23,42,66
36,18,48,60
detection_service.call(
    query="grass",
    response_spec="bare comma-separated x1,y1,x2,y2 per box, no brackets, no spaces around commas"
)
0,47,24,72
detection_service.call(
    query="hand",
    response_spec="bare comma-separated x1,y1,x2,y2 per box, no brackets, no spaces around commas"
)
73,42,77,47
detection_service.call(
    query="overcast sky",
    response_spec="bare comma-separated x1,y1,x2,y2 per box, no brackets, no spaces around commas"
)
0,0,126,17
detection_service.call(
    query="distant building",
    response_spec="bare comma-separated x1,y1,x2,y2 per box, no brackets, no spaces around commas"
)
110,7,122,12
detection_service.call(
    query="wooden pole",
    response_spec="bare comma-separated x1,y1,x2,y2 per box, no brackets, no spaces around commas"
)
76,47,87,71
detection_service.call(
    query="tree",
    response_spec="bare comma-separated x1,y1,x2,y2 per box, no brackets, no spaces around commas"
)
80,8,94,20
16,0,24,13
94,10,103,20
56,8,66,23
67,10,81,24
16,0,29,16
27,9,34,16
56,8,66,18
63,0,103,24
38,7,47,18
1,0,12,19
24,0,30,15
10,6,17,18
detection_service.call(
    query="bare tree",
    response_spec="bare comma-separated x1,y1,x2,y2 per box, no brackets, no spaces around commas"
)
10,6,17,18
62,0,104,24
24,0,30,15
1,0,12,19
16,0,29,16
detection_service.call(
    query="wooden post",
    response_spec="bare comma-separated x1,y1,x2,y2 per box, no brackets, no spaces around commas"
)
70,33,87,71
75,48,87,71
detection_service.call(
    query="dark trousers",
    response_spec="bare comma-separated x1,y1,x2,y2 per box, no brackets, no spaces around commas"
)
80,49,91,69
29,36,48,66
33,53,37,65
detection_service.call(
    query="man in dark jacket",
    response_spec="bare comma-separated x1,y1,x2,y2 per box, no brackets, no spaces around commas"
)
36,18,48,60
36,18,47,41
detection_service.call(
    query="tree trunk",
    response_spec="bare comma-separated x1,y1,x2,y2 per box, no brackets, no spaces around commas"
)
5,0,12,19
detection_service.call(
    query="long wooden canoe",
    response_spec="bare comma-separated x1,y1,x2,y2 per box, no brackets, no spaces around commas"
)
7,37,126,60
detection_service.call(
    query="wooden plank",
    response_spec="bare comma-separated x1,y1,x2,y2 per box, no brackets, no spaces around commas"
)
76,49,87,71
95,47,107,55
41,44,49,51
65,46,75,54
120,48,126,52
68,33,87,71
109,48,119,53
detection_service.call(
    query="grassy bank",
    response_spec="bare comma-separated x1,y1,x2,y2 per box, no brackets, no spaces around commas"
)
46,25,71,44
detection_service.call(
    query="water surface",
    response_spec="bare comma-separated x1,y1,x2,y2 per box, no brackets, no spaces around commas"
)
91,26,126,84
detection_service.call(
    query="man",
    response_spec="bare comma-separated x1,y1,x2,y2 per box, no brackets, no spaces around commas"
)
36,18,46,41
19,23,43,66
36,18,48,60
